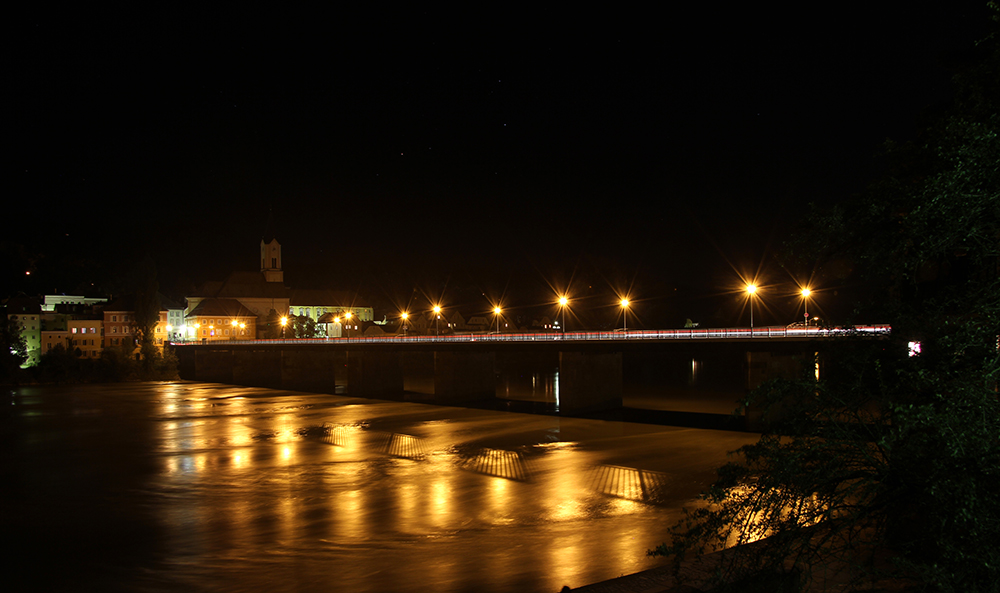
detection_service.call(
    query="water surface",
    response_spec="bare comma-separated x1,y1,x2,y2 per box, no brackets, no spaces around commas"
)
2,382,756,592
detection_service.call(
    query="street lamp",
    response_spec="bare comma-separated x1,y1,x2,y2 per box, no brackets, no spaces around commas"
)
745,284,758,331
800,288,812,327
280,316,287,339
558,296,568,335
493,306,502,334
401,312,408,337
620,299,629,332
433,305,441,337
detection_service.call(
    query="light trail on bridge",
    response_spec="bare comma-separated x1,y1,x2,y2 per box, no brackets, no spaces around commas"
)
175,324,890,346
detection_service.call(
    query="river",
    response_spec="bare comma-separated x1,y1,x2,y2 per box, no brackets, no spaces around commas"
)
2,380,756,592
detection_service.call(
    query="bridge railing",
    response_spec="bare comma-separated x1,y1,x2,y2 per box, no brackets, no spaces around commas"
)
171,325,890,346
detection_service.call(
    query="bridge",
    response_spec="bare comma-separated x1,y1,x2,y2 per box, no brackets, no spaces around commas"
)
172,324,890,425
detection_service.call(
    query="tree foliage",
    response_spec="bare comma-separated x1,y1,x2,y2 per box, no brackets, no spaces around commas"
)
292,315,322,339
132,256,161,363
1,315,29,382
264,309,283,339
651,16,999,592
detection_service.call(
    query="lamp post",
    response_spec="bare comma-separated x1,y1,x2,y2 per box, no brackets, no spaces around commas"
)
401,312,408,337
620,299,629,332
433,305,441,337
280,316,287,339
745,284,758,332
494,306,502,334
558,296,568,335
800,288,811,327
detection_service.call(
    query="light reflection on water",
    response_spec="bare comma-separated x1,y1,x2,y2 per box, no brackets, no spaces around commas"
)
5,382,757,593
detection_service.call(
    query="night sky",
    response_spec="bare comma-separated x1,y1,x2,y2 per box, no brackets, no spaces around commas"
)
8,5,993,328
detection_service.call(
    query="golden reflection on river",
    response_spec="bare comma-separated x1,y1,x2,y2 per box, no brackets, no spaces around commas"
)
6,382,758,592
152,385,736,593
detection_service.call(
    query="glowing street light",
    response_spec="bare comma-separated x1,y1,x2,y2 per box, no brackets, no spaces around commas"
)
745,284,758,331
493,306,502,334
401,312,409,337
280,316,287,339
433,305,442,337
620,299,630,332
800,288,812,327
558,296,568,334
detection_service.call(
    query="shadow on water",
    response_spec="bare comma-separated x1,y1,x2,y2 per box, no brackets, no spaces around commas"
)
389,349,751,431
579,407,747,431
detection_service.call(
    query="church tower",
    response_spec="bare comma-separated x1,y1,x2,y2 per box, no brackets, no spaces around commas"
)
261,238,283,283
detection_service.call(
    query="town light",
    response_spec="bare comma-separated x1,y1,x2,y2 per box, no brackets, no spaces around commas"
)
493,306,502,334
558,296,568,334
620,299,629,332
745,284,758,331
800,288,812,326
433,305,442,337
401,312,408,337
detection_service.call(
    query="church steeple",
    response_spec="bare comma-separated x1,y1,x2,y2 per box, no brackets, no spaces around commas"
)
261,238,283,283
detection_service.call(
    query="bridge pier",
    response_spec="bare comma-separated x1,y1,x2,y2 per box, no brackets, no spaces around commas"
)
347,350,404,397
558,351,623,414
434,351,496,401
281,349,338,393
233,349,281,387
194,348,234,384
745,350,818,430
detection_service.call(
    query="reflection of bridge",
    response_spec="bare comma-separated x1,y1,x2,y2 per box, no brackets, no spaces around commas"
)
173,325,889,424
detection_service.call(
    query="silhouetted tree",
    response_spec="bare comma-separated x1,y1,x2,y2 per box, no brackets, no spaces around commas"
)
0,316,28,383
132,256,161,370
652,13,999,592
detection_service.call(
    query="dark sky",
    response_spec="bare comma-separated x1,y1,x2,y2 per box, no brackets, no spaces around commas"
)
8,5,993,327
